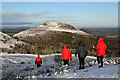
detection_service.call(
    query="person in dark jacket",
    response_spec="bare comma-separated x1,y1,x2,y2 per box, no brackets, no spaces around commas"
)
61,45,72,66
35,55,42,67
93,37,107,68
75,42,88,69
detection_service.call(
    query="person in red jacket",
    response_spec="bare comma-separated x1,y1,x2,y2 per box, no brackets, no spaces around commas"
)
35,55,42,67
93,37,107,68
61,45,72,66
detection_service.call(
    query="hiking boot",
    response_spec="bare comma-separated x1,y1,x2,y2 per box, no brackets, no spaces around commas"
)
79,67,84,70
99,65,103,68
79,67,81,70
81,67,84,69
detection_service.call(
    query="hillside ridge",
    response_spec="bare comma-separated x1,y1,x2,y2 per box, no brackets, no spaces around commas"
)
13,22,90,38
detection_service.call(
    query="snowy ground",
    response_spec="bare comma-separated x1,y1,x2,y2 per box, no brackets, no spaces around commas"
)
47,27,89,35
0,53,119,79
0,32,25,49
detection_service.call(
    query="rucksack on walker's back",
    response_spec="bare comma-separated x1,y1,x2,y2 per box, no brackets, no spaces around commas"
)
78,46,88,58
75,42,88,58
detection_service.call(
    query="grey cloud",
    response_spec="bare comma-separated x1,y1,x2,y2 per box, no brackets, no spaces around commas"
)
2,11,51,22
2,11,80,22
38,16,76,18
2,11,82,28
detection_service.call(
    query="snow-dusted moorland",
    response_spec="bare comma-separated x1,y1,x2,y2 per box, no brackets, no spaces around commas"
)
13,22,90,38
0,53,120,79
0,32,25,50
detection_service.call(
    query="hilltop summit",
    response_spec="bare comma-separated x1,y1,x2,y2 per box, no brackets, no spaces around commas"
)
13,22,89,38
36,22,78,30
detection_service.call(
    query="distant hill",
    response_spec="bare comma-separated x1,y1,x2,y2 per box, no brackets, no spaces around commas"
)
13,22,90,38
12,22,94,54
82,27,118,39
8,22,119,57
2,27,30,34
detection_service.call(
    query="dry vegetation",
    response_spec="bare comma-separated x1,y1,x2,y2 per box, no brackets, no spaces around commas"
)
12,31,119,57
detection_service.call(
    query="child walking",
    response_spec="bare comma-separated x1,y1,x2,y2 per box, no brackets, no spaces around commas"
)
35,55,42,67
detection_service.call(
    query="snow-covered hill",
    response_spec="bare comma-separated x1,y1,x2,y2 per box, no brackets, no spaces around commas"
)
0,32,24,50
1,53,119,79
13,22,90,38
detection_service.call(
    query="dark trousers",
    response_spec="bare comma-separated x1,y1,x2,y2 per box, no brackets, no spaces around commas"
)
64,60,69,65
37,64,41,68
79,58,85,69
97,55,103,67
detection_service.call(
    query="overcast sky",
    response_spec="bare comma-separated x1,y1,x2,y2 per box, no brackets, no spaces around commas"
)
1,2,118,28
